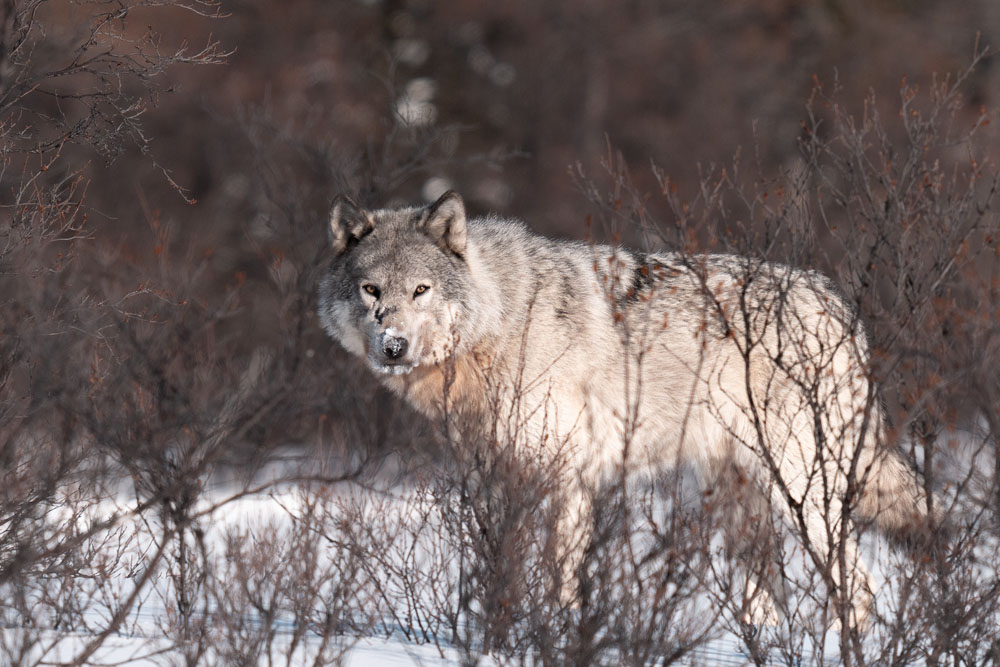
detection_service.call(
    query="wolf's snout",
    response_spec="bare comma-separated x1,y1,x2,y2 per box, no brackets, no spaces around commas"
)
382,335,409,360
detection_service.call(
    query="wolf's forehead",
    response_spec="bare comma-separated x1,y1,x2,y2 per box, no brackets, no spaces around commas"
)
352,224,439,274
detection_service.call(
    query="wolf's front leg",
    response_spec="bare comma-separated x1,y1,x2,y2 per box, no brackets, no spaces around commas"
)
552,478,593,608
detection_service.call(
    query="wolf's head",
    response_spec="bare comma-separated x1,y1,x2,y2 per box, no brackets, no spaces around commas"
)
318,191,478,377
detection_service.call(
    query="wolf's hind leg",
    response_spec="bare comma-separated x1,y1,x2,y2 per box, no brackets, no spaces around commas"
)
741,579,781,627
778,478,875,630
712,458,786,626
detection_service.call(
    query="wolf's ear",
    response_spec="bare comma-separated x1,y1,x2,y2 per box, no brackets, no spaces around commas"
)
420,191,467,257
329,195,373,254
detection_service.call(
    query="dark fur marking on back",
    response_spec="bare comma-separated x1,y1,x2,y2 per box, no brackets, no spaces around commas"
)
622,250,655,306
555,273,576,322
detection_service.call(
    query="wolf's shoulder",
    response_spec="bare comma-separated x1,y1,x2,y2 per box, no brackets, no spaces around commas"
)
467,214,533,246
466,215,593,258
467,214,564,246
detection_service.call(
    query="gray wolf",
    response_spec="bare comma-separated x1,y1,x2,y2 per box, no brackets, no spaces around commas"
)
317,190,932,627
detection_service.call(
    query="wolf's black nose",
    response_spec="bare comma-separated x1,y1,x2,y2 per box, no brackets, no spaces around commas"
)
383,335,408,360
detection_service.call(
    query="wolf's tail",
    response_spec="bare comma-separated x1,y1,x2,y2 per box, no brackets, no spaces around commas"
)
853,408,948,545
856,448,935,537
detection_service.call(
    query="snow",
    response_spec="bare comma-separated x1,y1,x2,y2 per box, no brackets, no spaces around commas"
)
16,442,993,667
2,480,768,666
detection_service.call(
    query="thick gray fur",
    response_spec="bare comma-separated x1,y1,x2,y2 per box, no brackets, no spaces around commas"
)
318,191,931,626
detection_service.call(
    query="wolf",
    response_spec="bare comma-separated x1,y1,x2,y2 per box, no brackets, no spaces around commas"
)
317,190,932,627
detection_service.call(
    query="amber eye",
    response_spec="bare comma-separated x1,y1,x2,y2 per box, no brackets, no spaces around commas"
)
362,284,380,298
413,284,429,297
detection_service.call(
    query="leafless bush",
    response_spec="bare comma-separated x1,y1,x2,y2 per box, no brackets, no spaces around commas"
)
3,0,998,664
186,52,995,666
200,484,379,666
570,51,1000,665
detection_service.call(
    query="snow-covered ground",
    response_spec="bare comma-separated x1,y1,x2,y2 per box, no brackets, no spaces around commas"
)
4,479,779,666
9,432,995,666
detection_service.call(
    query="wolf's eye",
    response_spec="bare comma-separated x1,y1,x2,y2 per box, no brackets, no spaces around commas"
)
362,284,380,298
413,284,429,297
